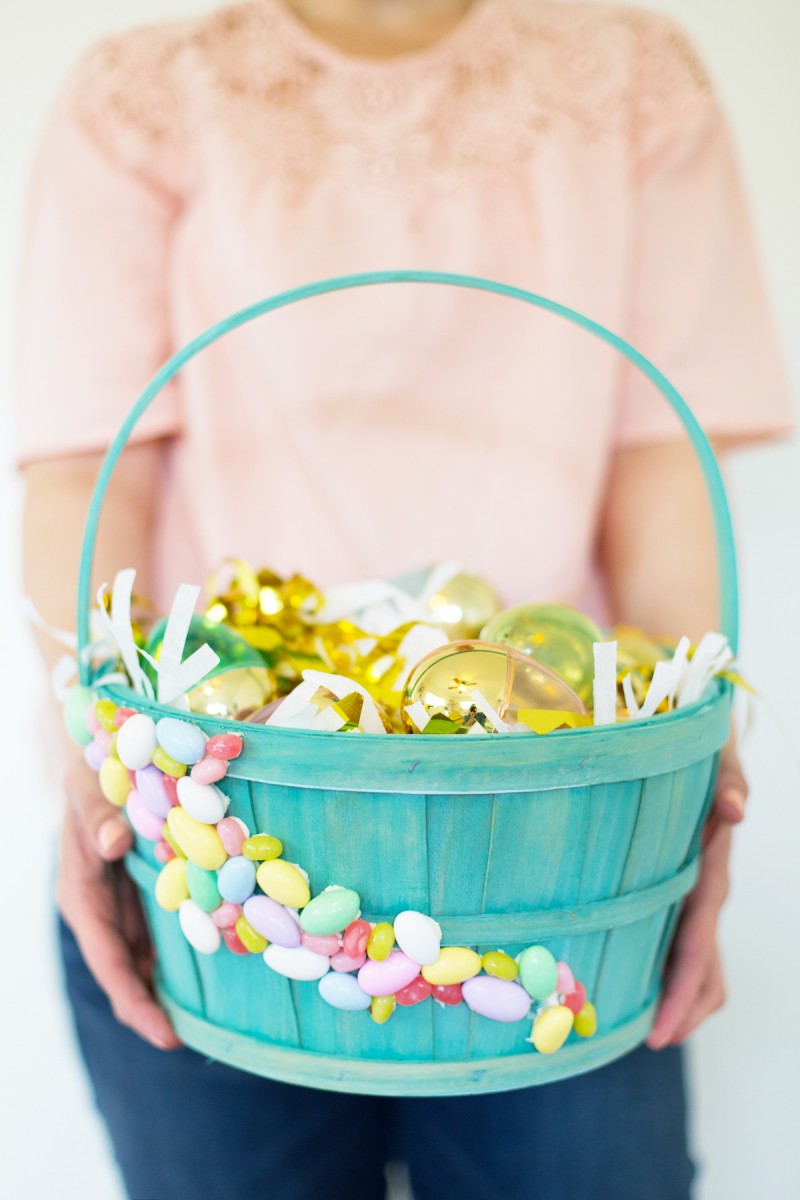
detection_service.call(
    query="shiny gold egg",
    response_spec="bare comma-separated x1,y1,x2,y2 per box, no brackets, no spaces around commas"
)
481,604,602,706
425,572,502,640
187,667,276,720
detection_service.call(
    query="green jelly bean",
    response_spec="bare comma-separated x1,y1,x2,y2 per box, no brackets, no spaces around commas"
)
64,686,95,746
186,862,222,913
518,945,558,999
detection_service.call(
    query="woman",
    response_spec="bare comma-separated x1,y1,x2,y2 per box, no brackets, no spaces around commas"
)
17,1,791,1196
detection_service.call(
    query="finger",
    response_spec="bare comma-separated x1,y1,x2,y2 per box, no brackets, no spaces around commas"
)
713,740,749,825
667,950,726,1045
646,897,720,1049
66,759,133,862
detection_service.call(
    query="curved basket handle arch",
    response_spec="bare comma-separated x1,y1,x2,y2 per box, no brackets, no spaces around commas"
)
77,270,738,682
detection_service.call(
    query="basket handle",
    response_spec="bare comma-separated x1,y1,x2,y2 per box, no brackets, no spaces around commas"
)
77,270,738,681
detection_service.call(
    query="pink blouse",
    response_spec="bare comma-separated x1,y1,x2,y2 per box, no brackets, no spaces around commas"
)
15,0,791,609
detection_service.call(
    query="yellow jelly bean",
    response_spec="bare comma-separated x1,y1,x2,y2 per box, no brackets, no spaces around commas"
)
155,857,189,912
94,699,118,733
256,860,311,909
99,756,131,808
421,947,482,986
162,826,186,860
236,915,268,954
367,922,395,962
167,807,227,871
573,1001,597,1038
481,951,519,981
531,1005,574,1054
370,995,395,1025
108,732,120,760
242,834,283,862
152,747,188,777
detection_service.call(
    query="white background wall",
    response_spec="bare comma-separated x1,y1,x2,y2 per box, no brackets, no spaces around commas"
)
1,2,797,1197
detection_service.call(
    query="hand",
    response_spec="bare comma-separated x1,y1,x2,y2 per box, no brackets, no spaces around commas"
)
57,759,180,1049
646,742,748,1049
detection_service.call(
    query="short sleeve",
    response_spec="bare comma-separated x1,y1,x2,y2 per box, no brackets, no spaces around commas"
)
13,41,184,464
616,17,793,448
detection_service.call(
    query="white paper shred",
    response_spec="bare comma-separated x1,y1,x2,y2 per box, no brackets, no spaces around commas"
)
470,690,510,733
393,623,449,691
304,580,430,634
266,670,388,734
676,632,734,709
592,641,618,725
621,674,641,720
154,584,220,706
95,572,154,698
416,561,465,606
404,700,432,732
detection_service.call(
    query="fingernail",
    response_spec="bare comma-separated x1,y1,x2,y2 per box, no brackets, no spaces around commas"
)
98,818,130,858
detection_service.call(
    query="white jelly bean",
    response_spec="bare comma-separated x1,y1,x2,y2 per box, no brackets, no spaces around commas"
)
263,944,330,981
178,899,221,955
393,910,442,967
176,776,229,824
116,713,158,770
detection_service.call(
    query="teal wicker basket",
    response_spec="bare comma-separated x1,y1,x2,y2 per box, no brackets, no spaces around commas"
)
77,271,736,1096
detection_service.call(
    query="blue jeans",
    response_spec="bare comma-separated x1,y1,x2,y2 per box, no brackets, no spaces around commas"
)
59,919,695,1200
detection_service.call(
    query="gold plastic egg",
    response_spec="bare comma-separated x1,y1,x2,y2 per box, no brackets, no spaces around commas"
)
401,640,585,733
187,667,276,720
425,572,502,640
481,604,602,706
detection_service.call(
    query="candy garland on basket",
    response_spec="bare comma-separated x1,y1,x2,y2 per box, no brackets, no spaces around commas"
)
66,694,598,1053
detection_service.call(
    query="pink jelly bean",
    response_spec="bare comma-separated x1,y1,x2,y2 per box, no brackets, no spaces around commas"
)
85,705,102,735
217,817,247,857
126,789,165,842
162,773,180,806
563,981,588,1015
342,919,371,959
95,728,113,754
154,840,175,863
113,707,137,729
331,949,367,973
223,928,249,955
431,984,463,1006
395,976,433,1007
556,961,576,996
206,733,243,761
301,932,342,957
212,902,242,929
191,755,228,784
357,951,420,997
84,739,106,772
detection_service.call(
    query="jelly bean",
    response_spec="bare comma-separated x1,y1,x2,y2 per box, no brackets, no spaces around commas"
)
154,839,175,863
243,895,301,948
342,919,372,959
116,713,158,770
211,902,241,929
186,862,222,913
556,961,576,996
563,981,587,1016
162,773,180,807
367,922,395,961
85,704,102,736
176,776,228,824
370,995,395,1025
191,756,228,785
431,983,463,1006
223,928,249,955
573,1001,597,1038
135,764,172,819
113,707,137,729
94,699,118,733
462,976,532,1022
127,789,165,842
152,747,188,778
395,976,433,1007
156,716,207,766
162,825,185,860
179,899,221,955
330,950,367,973
301,932,342,957
217,817,248,857
63,686,95,746
263,944,330,981
299,887,360,936
357,951,420,997
83,739,106,772
482,950,519,981
167,807,227,870
242,834,283,861
393,911,442,967
108,732,120,759
531,1005,574,1054
236,915,268,954
518,946,558,1000
155,857,189,911
95,728,113,754
318,972,372,1011
421,947,481,987
256,860,310,909
206,733,243,761
218,856,257,905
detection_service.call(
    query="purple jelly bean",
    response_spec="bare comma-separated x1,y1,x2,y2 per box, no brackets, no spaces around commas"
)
135,764,173,818
243,895,301,948
83,739,106,772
